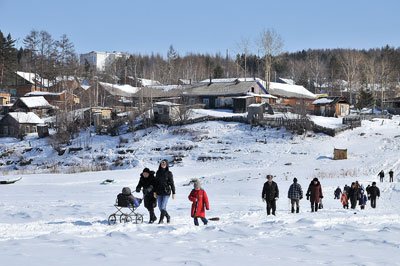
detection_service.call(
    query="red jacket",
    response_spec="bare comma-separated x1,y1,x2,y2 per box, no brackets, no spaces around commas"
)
188,189,209,218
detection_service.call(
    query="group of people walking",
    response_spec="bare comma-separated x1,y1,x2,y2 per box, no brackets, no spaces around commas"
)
378,169,395,182
337,181,381,209
135,160,175,224
262,173,387,216
262,176,324,215
135,160,210,226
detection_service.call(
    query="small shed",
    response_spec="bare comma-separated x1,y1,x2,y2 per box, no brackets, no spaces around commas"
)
247,103,265,124
313,97,350,117
153,101,181,124
333,148,347,160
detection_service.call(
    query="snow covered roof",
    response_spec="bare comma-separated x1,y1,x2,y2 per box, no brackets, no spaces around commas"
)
148,85,184,91
127,77,162,87
18,96,53,108
247,92,277,99
268,82,316,99
16,71,51,87
199,77,261,83
154,101,180,106
277,77,295,85
7,112,44,124
313,98,334,105
185,80,266,96
98,82,140,97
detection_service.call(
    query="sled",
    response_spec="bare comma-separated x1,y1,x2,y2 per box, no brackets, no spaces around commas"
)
0,177,22,185
100,179,115,185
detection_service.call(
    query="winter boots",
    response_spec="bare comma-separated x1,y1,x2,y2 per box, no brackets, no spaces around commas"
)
149,210,157,224
291,207,295,213
158,210,171,224
296,207,299,213
158,210,165,224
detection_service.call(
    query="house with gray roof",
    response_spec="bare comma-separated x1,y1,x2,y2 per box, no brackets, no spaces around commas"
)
0,112,44,138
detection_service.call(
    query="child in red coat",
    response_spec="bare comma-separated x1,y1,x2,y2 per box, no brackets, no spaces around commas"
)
341,191,349,209
188,178,209,226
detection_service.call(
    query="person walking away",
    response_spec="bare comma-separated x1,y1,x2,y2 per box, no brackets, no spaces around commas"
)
306,178,323,212
358,189,368,210
188,178,209,226
389,169,394,182
334,186,342,199
135,168,157,223
287,178,303,213
348,182,359,209
262,175,279,216
341,191,349,209
368,182,380,208
343,184,351,195
154,160,176,223
378,170,385,182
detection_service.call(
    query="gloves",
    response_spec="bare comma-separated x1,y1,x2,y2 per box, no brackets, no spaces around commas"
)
300,197,303,200
135,189,141,193
275,197,279,201
262,198,266,202
320,196,324,199
172,194,175,200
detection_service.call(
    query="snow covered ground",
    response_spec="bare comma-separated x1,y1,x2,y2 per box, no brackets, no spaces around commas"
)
1,116,400,265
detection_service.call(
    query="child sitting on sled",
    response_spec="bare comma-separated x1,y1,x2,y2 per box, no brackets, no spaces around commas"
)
188,178,209,226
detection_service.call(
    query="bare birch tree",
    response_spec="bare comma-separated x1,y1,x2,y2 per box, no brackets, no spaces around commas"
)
258,28,284,89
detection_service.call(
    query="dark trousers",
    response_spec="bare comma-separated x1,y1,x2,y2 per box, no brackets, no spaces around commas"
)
350,198,357,209
370,197,377,208
390,176,393,182
144,195,157,221
290,199,300,213
194,217,208,226
334,195,340,199
311,202,318,212
380,177,384,182
266,200,276,215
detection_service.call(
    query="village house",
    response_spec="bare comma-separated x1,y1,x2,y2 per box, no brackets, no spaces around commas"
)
3,71,51,97
312,96,350,117
0,91,11,105
183,78,269,111
80,82,140,108
0,112,44,138
126,77,162,87
11,96,55,117
267,82,317,112
24,91,79,110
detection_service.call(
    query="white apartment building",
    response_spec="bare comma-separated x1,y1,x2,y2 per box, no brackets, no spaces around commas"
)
80,51,127,72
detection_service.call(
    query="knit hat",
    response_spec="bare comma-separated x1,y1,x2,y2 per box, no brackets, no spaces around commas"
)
122,187,132,195
191,178,201,189
142,168,150,173
293,178,298,183
313,177,318,182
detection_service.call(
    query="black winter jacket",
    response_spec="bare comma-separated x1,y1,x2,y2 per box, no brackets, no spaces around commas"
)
262,181,279,201
155,168,175,196
135,171,156,195
368,186,380,198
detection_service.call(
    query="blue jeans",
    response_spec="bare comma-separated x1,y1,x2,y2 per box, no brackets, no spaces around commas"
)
194,217,208,226
157,195,169,211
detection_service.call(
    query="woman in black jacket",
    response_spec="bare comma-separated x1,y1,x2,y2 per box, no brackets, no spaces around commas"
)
155,160,175,223
135,168,157,223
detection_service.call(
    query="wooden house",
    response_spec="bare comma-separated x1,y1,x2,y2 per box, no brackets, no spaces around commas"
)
0,91,11,105
183,79,269,109
3,71,51,97
312,96,350,117
24,91,79,110
267,82,316,112
0,112,44,138
11,96,55,117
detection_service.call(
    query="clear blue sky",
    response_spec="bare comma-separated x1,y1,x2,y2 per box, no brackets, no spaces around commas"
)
1,0,399,57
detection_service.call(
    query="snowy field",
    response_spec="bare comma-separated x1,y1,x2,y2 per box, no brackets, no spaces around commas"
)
1,116,400,265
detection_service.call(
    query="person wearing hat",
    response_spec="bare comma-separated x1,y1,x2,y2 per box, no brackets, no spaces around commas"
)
261,174,279,216
135,167,157,223
306,178,323,212
154,160,176,223
287,178,303,213
188,178,210,226
368,181,380,208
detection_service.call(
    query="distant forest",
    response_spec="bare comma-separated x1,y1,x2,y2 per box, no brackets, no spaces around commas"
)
1,29,400,106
